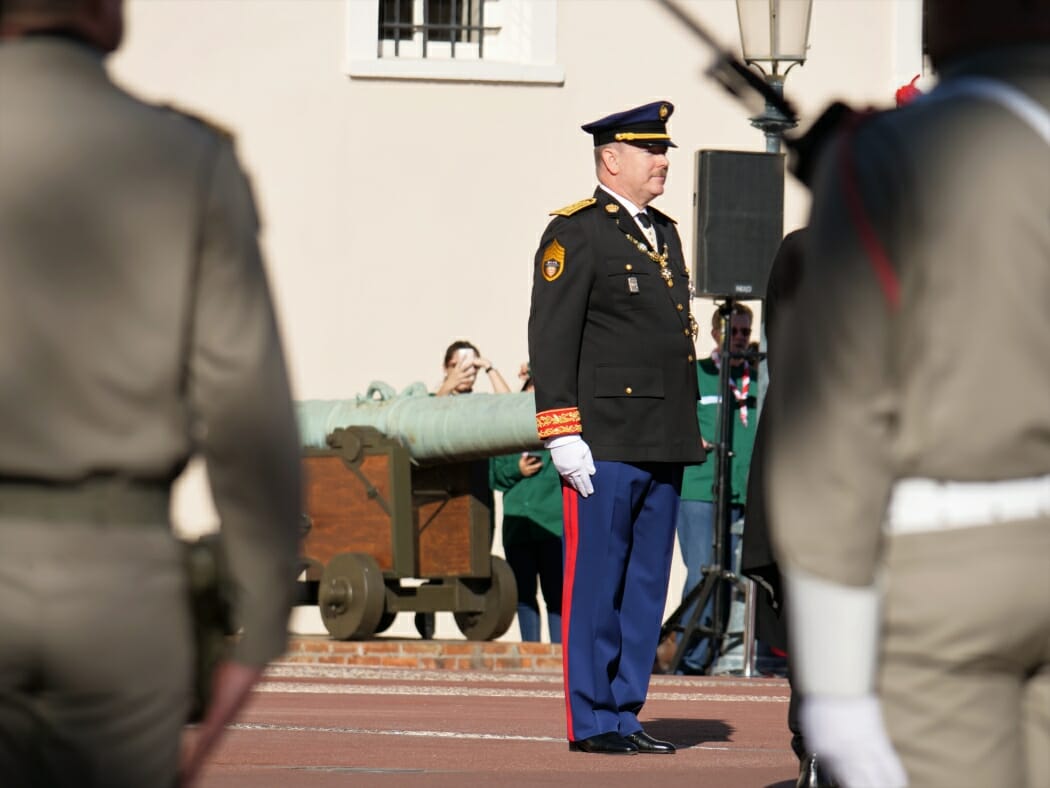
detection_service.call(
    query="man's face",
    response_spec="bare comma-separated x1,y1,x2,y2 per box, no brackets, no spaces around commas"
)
610,143,669,208
713,313,752,361
445,350,477,393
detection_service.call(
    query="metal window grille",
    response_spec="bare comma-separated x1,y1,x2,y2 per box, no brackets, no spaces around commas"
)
378,0,486,59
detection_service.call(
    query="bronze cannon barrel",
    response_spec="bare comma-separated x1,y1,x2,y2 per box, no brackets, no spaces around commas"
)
297,383,542,464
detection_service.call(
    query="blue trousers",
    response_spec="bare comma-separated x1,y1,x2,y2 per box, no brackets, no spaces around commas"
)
674,499,743,672
561,461,681,742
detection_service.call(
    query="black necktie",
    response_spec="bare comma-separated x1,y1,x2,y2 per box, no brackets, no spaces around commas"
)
636,211,656,247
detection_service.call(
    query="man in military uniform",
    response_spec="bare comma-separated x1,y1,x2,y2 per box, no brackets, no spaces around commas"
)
768,2,1049,786
528,101,705,755
0,2,302,786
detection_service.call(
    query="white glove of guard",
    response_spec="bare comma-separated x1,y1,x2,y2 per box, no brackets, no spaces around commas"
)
545,435,596,497
800,694,908,788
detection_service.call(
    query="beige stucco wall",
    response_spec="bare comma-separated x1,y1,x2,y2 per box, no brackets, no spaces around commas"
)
109,0,924,641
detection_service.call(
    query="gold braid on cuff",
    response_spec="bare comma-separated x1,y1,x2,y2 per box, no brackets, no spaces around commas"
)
536,407,582,440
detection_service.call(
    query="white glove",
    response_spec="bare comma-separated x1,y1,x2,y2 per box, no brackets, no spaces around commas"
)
546,435,596,497
800,694,908,788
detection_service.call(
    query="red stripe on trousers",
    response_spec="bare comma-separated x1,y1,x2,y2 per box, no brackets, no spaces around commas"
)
561,484,579,741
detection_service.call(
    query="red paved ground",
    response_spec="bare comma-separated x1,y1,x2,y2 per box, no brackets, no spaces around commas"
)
196,664,798,788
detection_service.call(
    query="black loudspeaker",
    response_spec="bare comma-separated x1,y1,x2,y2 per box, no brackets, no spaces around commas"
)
693,150,785,299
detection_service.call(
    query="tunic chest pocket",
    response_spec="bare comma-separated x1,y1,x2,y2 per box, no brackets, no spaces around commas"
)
594,366,665,399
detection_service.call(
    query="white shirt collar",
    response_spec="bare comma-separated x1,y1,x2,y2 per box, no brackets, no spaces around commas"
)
598,184,648,219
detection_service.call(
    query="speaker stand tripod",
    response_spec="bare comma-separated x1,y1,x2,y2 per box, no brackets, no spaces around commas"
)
659,298,758,676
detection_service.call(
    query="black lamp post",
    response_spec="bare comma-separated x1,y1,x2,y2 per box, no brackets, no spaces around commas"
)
735,0,813,152
722,0,812,676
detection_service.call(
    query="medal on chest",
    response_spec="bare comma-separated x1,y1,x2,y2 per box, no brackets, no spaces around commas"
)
622,230,675,287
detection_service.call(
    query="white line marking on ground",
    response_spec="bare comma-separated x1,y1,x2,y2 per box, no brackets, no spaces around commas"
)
268,662,786,691
232,721,563,742
255,681,786,703
229,722,784,754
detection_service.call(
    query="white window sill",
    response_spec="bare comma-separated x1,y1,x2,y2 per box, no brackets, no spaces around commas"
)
346,58,565,85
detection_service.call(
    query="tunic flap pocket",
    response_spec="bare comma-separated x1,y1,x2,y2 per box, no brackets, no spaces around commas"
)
594,366,664,398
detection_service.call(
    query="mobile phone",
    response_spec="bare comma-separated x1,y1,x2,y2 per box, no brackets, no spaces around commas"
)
456,348,476,368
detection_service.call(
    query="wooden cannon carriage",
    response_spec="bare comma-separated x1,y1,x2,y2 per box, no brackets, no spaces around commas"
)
295,390,540,641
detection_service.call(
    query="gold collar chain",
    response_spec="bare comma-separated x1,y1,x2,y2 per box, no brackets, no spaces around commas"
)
621,232,674,287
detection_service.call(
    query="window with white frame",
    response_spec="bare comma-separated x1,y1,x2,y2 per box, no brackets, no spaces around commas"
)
346,0,564,84
378,0,486,60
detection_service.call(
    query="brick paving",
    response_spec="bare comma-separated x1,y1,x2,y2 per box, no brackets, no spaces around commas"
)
197,638,798,787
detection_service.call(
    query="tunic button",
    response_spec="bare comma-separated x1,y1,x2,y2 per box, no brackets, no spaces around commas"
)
625,387,633,395
625,264,633,271
683,328,690,336
676,303,683,311
688,355,694,362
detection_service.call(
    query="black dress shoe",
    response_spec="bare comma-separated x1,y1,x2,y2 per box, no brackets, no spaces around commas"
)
796,754,838,788
568,732,638,755
623,731,676,754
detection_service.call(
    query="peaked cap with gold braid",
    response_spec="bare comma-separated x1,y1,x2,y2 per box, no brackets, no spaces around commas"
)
581,100,676,148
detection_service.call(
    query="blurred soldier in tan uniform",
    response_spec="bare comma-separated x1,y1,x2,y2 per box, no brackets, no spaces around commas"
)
0,1,302,786
768,1,1050,787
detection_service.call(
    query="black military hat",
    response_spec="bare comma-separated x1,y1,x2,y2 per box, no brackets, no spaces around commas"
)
581,100,677,148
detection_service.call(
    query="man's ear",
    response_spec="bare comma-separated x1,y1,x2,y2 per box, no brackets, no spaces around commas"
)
600,145,620,176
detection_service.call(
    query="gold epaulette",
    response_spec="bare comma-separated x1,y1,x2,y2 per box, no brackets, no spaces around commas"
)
549,198,597,217
162,103,234,140
649,206,677,224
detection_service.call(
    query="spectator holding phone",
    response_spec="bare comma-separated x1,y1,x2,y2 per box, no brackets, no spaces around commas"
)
416,340,510,639
489,369,563,643
434,340,510,396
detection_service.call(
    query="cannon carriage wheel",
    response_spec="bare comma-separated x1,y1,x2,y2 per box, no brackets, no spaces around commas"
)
318,552,387,640
454,556,518,641
374,609,397,634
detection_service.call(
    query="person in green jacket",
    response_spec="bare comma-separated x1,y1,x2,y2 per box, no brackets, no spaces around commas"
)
489,371,563,643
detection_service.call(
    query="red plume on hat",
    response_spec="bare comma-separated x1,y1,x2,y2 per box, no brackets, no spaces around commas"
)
896,74,923,107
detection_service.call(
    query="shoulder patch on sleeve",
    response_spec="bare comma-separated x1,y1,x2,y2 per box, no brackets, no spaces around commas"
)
541,239,566,282
549,197,597,217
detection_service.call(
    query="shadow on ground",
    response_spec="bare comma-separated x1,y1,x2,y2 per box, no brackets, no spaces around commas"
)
643,718,733,748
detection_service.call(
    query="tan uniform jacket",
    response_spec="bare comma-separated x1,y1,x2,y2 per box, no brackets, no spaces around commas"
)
0,36,302,666
768,45,1050,587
